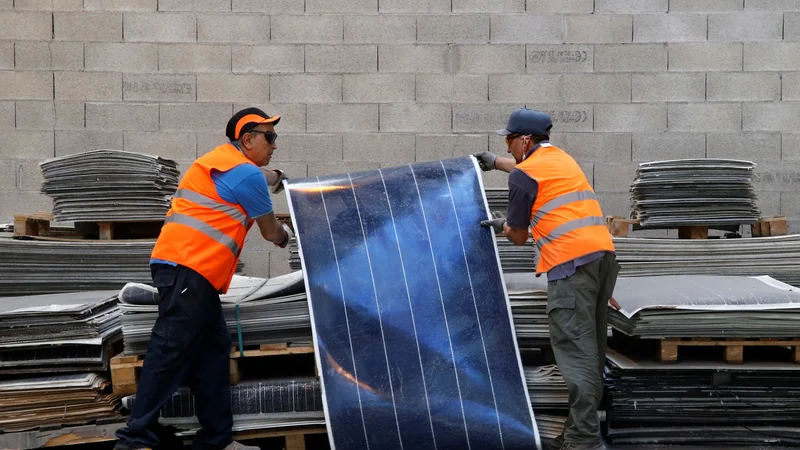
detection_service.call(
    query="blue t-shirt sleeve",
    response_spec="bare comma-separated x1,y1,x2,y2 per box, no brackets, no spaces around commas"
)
506,168,538,229
211,165,273,219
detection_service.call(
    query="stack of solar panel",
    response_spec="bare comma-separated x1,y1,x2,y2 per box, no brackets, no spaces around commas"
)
505,273,549,348
39,149,180,222
0,291,122,374
485,188,509,214
630,159,760,227
0,237,154,296
613,235,800,287
119,273,311,355
0,373,120,432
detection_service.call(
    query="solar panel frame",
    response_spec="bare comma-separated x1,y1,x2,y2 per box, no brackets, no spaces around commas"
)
285,157,541,450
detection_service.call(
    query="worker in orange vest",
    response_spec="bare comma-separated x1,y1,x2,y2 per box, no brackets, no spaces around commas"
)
475,108,621,450
115,108,293,450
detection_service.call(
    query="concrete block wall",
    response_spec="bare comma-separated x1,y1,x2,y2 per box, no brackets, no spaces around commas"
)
2,0,800,278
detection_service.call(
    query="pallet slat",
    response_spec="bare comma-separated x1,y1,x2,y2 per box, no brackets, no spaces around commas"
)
607,215,788,239
12,213,163,240
657,337,800,364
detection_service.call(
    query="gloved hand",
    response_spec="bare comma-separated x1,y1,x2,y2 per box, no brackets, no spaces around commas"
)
262,169,288,194
473,152,497,172
275,223,294,249
480,211,506,234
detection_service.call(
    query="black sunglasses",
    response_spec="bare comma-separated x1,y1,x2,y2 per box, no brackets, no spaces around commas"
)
248,130,278,144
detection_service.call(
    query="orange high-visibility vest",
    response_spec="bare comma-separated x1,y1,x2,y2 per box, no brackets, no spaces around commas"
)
151,143,255,293
515,143,615,275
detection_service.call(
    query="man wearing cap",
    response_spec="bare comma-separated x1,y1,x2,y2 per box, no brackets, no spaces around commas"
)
115,108,293,450
475,108,620,450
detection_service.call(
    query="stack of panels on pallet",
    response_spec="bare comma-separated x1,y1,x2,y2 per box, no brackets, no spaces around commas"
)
613,235,800,288
609,275,800,338
605,349,800,445
119,273,312,355
485,188,509,214
630,159,760,227
0,374,120,433
524,365,568,410
0,291,121,374
39,150,180,222
505,273,549,348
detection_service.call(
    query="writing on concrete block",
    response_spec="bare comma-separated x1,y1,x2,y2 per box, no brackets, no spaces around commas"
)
545,109,589,124
753,166,800,192
527,45,593,73
124,81,193,95
530,50,589,64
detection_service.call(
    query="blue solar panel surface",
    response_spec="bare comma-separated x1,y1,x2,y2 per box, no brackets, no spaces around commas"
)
286,157,540,450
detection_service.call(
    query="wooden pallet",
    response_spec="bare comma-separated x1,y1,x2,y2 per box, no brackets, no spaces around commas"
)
13,212,163,240
658,337,800,364
0,419,126,448
606,215,788,239
110,343,316,396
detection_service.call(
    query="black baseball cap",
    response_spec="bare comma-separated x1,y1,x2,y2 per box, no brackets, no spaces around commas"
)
226,107,280,141
496,108,553,136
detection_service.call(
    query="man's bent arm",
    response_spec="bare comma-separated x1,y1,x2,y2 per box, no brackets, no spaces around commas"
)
504,223,529,245
256,212,289,246
494,156,517,173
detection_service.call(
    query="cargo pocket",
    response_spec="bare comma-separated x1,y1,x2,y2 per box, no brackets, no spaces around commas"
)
547,279,579,344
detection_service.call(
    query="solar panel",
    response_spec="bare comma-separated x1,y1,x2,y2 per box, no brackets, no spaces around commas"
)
286,157,540,450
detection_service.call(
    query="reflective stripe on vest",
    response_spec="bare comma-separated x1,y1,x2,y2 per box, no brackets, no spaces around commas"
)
535,216,606,250
530,190,596,228
164,212,242,257
174,188,250,226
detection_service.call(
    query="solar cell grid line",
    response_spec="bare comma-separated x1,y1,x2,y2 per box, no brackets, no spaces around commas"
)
285,156,540,450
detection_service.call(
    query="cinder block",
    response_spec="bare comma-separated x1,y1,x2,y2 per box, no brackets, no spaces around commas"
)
270,74,342,103
668,43,742,71
123,74,195,102
271,15,343,44
306,104,378,132
232,0,303,13
755,191,780,217
416,134,488,161
17,42,83,70
86,102,159,131
54,102,85,129
85,43,158,72
517,104,594,132
197,74,269,103
55,72,122,101
343,74,415,103
668,103,742,132
269,251,291,276
160,103,233,131
238,249,270,278
158,0,231,11
305,45,376,73
753,163,800,193
343,15,416,44
743,103,800,131
565,74,631,103
55,12,122,42
491,14,564,44
594,44,667,72
781,133,800,160
416,74,488,103
14,0,82,10
124,13,195,43
270,133,343,162
379,104,451,132
55,130,122,156
197,13,269,44
784,12,800,41
595,192,632,216
453,103,521,132
526,0,594,13
632,73,705,102
0,11,51,40
51,42,84,70
708,12,782,41
744,43,800,71
782,72,800,100
550,132,631,162
195,131,231,156
746,0,800,9
0,42,13,69
593,163,639,192
668,0,743,11
566,14,632,44
595,104,667,132
454,0,524,12
0,72,52,100
0,130,53,158
124,131,197,160
306,0,376,12
418,15,489,44
85,0,156,10
0,192,53,220
0,0,10,8
597,0,667,11
308,161,378,176
379,45,453,73
343,133,415,162
15,101,55,130
780,193,800,232
455,45,526,73
707,132,780,160
527,45,593,73
634,13,707,42
233,103,306,132
488,74,564,102
379,0,450,13
232,45,304,74
159,44,231,73
0,101,13,128
631,132,705,161
707,72,780,101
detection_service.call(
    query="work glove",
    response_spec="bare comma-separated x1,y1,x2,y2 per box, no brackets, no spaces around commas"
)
275,223,294,249
473,152,497,172
480,211,506,234
262,168,288,194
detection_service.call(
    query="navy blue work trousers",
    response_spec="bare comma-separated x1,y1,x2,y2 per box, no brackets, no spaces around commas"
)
115,264,233,450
